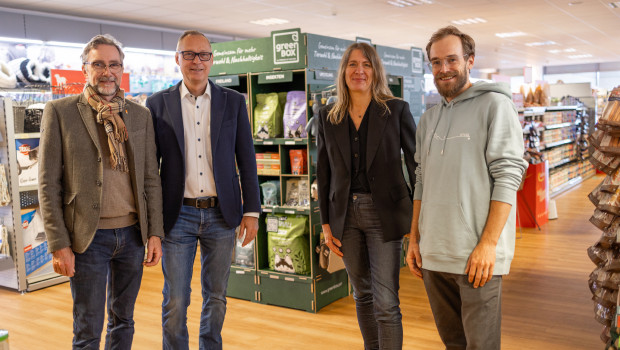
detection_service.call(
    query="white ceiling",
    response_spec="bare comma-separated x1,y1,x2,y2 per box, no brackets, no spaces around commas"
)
1,0,619,71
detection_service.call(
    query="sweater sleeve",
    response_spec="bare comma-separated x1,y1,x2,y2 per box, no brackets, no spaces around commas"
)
486,98,528,206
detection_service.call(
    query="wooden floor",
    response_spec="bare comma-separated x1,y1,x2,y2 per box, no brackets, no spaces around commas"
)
0,175,605,349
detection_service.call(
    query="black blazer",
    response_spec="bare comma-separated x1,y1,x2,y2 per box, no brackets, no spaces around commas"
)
146,80,261,234
317,99,417,242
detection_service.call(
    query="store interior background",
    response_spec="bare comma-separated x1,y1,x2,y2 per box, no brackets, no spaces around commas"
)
0,1,619,348
0,0,619,102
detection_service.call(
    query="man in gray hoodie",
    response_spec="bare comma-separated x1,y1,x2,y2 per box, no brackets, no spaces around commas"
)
406,26,528,349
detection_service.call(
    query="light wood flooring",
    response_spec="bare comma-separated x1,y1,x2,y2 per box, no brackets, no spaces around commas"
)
0,175,605,349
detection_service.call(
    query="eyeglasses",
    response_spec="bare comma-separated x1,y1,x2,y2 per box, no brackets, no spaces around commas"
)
177,51,213,62
427,54,469,71
84,62,123,73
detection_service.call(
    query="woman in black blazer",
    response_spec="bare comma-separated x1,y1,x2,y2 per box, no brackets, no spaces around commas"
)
317,43,417,349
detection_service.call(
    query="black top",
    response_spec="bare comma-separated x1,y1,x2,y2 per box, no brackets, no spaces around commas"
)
348,109,371,194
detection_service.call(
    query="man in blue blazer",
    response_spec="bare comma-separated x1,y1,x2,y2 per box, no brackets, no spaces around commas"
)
146,30,260,350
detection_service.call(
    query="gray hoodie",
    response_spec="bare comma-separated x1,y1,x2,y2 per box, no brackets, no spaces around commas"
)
413,81,528,275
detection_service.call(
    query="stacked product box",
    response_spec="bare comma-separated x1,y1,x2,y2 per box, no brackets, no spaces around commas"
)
256,152,281,175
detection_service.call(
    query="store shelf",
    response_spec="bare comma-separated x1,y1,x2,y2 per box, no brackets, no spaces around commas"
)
548,158,575,170
15,132,40,139
543,138,573,149
544,122,575,130
259,269,312,282
254,138,308,146
261,205,310,215
550,175,591,198
18,185,38,192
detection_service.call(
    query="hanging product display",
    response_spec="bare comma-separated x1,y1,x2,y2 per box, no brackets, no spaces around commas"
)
586,86,620,347
0,61,17,89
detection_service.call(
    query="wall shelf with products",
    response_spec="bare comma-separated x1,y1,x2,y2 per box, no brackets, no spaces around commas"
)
0,94,69,292
521,106,594,198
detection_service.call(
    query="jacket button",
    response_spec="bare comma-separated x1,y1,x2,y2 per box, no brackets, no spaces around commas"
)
92,203,99,209
97,157,102,162
96,180,102,186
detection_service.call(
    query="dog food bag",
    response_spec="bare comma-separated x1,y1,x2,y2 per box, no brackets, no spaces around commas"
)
266,214,310,275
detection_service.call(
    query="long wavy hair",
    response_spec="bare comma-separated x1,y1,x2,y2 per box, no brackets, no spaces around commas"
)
327,43,394,125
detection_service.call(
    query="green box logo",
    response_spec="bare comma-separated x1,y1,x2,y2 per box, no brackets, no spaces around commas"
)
273,30,300,65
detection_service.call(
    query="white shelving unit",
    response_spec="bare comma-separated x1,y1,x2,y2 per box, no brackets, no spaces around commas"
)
0,96,68,292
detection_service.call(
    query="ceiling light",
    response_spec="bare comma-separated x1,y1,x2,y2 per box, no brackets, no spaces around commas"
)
451,18,487,25
569,54,593,59
387,0,433,7
609,2,620,8
568,1,583,5
564,48,576,52
250,18,289,26
0,36,44,45
495,32,527,38
525,40,557,47
125,47,175,56
548,49,561,54
46,41,83,48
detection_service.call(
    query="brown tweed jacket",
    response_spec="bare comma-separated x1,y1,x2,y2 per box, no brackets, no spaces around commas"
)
38,93,164,254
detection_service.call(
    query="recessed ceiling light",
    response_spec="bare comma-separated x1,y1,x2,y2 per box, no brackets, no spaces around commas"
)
387,0,433,6
564,48,577,52
451,18,487,25
0,36,44,45
548,49,562,54
525,40,557,47
249,18,289,26
610,2,620,8
568,1,583,5
495,32,527,38
569,54,592,59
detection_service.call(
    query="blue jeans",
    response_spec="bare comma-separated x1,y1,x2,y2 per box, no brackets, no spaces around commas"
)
341,193,403,350
70,224,145,350
162,205,236,350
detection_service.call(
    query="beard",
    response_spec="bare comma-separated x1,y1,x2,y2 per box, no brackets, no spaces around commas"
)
434,65,469,99
95,76,120,97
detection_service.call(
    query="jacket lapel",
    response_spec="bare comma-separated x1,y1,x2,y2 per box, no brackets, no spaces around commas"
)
163,82,185,158
77,93,102,155
366,100,388,172
332,116,351,173
210,80,225,155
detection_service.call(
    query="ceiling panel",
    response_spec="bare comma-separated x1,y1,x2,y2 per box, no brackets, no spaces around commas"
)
0,0,618,70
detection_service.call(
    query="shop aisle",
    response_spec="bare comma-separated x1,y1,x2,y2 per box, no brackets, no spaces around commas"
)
0,175,603,349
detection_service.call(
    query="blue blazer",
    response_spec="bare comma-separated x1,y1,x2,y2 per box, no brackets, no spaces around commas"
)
146,80,261,234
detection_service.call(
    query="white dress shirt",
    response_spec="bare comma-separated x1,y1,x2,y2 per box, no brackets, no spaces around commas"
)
179,81,258,218
180,81,216,198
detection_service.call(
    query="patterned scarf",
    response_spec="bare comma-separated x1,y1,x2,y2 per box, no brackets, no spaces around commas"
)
83,84,129,173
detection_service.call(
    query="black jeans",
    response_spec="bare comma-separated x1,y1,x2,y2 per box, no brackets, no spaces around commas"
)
341,193,403,350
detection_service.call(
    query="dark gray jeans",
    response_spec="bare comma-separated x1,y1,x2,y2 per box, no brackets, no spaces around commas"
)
422,269,502,350
341,193,403,350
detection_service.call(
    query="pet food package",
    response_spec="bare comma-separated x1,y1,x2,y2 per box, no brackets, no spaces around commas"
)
24,103,45,133
256,152,281,175
260,180,280,206
283,91,307,138
284,178,310,208
15,138,39,186
234,234,255,268
289,149,307,175
254,93,282,139
266,214,309,275
21,208,51,276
